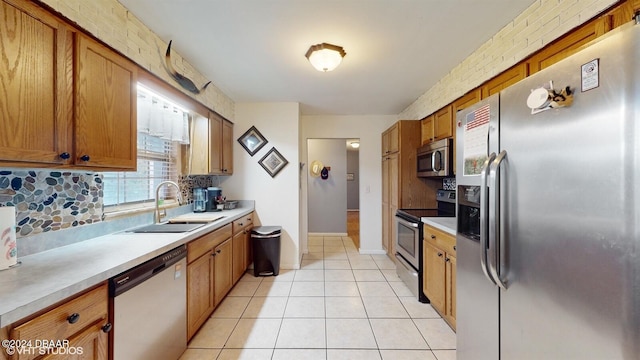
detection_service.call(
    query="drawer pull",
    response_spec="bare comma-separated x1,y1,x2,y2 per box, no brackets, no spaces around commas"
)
239,222,244,226
67,313,80,324
101,323,113,333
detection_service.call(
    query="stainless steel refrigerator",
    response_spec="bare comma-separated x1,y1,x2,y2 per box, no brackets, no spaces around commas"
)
455,16,640,360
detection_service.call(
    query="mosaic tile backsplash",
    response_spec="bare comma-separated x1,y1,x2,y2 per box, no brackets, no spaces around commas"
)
0,170,103,237
178,174,221,203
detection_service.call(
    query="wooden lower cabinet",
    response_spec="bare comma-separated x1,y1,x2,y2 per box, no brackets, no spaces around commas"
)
186,217,254,340
186,224,232,340
213,238,233,306
424,242,446,313
8,284,110,360
423,225,457,330
231,213,254,283
186,250,215,340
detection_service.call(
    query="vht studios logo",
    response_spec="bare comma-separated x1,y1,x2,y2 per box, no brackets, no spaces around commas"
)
2,339,84,356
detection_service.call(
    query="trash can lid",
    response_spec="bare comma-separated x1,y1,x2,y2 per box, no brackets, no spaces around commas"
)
251,226,282,236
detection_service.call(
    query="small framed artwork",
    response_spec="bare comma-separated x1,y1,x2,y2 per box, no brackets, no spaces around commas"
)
237,126,268,156
259,147,289,178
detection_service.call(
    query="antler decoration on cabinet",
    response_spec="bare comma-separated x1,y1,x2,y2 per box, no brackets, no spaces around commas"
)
165,40,212,94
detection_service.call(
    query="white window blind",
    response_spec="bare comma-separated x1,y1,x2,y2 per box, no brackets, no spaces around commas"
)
103,133,179,207
103,84,189,209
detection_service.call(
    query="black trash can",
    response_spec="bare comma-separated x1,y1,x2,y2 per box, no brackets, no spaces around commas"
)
251,226,282,276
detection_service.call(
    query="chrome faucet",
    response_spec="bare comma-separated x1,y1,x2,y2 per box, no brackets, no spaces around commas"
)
155,181,183,223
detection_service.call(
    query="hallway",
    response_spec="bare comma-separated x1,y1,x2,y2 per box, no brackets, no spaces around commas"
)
180,236,456,360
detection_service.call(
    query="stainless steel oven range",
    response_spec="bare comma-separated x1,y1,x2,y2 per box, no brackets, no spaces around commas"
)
395,189,455,302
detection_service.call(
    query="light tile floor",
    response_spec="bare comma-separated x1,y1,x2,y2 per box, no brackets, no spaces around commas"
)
180,236,456,360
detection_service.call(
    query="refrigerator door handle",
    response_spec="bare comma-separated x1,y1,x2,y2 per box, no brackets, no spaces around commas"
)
480,152,497,285
489,150,508,290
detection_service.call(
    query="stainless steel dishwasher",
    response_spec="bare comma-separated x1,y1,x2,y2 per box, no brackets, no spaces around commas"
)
110,245,187,360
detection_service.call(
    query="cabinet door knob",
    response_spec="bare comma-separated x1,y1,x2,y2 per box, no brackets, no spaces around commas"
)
67,313,80,324
101,323,113,333
445,257,450,262
59,152,71,160
80,155,90,162
431,235,436,239
437,252,443,257
239,222,243,226
453,246,457,251
211,252,216,257
216,249,221,254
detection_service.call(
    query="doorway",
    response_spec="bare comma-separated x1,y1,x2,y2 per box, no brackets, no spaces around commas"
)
307,138,360,247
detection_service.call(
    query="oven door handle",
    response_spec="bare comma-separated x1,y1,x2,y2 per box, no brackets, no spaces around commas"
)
396,216,419,228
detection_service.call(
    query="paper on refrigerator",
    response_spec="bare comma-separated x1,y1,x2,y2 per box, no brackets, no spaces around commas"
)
463,104,491,176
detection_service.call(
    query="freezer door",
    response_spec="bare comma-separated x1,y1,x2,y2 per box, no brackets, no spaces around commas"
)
456,234,499,360
498,24,640,359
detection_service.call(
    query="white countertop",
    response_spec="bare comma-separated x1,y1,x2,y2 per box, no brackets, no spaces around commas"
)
421,217,457,236
0,206,254,327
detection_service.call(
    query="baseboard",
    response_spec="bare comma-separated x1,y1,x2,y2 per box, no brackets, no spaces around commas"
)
308,232,348,237
359,249,388,255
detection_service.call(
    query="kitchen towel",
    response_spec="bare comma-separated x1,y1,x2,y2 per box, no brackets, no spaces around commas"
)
0,206,17,270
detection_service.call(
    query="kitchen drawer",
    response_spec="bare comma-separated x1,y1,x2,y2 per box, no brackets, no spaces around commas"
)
187,224,232,263
424,225,456,255
232,213,253,234
10,284,108,359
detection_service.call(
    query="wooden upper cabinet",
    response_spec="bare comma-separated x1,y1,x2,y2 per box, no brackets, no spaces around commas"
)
222,120,233,174
208,112,233,175
452,89,482,116
528,17,611,75
420,115,434,146
382,123,399,155
482,63,528,98
186,113,210,174
75,34,137,170
434,105,453,141
0,0,72,165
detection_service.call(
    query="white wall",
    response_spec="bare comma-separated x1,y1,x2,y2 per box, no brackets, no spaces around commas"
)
300,115,396,254
307,139,347,234
222,103,301,269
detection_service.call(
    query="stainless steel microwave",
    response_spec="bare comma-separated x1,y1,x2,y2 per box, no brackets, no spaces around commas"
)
417,138,453,177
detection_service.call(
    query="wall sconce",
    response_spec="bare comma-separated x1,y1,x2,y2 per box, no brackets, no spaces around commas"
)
350,141,360,149
305,43,346,72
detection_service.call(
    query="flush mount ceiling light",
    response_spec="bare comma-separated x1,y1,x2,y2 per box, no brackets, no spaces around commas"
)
305,43,346,72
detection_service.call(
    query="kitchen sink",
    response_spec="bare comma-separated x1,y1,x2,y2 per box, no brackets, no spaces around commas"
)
129,223,206,233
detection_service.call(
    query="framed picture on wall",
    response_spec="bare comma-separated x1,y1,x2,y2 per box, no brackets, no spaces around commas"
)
258,147,289,178
237,126,268,156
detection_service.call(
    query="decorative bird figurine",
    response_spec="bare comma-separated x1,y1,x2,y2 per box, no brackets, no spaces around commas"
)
165,40,211,94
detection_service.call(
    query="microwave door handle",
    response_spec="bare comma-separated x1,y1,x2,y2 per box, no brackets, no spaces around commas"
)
431,152,437,173
488,150,508,290
480,152,497,285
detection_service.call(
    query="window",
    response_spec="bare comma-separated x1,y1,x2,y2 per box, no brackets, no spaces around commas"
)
103,84,189,212
103,133,179,207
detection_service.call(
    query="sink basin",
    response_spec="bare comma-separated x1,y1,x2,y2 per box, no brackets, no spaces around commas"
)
130,223,206,233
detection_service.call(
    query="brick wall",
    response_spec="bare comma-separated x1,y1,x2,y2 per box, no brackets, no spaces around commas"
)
39,0,235,121
399,0,618,120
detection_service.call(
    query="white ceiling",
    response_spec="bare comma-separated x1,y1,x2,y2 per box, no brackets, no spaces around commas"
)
118,0,535,116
